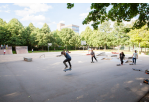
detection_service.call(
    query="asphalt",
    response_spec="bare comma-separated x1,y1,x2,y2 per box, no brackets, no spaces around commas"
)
0,51,149,102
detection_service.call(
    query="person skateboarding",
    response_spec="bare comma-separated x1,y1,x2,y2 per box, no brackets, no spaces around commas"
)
132,50,138,65
61,50,71,69
90,49,98,63
119,52,125,65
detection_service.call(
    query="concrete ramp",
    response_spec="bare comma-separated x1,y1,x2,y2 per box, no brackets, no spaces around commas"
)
0,46,13,55
15,46,28,54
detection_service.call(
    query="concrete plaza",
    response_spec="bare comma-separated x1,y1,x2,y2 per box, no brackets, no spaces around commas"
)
0,51,149,102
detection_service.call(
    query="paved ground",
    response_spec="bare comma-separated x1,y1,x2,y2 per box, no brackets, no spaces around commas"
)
0,51,149,102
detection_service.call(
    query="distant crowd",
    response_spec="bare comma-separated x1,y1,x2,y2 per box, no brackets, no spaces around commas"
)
1,44,8,50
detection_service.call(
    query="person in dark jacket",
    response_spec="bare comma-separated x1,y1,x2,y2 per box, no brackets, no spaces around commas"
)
119,52,125,65
61,51,71,69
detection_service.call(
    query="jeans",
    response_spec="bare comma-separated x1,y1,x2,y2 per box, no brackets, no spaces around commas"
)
63,58,71,67
120,57,124,64
132,58,136,64
91,56,97,62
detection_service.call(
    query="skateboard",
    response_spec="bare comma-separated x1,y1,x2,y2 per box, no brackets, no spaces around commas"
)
117,64,121,66
91,62,94,63
63,68,72,72
132,68,141,71
143,79,149,84
145,69,149,74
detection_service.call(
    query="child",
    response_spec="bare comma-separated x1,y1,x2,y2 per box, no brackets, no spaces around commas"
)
4,49,6,55
61,51,71,69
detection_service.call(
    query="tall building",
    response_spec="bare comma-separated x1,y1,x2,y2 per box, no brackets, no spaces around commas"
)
57,23,79,33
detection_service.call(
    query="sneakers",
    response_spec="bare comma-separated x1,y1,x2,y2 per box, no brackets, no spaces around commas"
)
64,66,68,69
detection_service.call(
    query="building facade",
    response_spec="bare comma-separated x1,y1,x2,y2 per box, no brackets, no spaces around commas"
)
57,23,79,33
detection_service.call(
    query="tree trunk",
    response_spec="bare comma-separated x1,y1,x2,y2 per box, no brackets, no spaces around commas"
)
145,47,146,53
42,46,43,51
104,45,106,50
139,42,140,54
141,47,142,52
75,46,76,50
129,46,130,51
133,45,134,49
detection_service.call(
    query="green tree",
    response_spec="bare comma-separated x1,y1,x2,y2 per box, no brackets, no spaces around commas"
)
127,25,148,53
0,18,11,45
36,23,52,50
80,26,93,48
98,21,112,50
67,3,149,30
59,28,76,50
111,22,128,51
7,18,26,46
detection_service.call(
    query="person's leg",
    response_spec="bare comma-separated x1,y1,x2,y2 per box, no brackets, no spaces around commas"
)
91,56,93,62
120,58,122,64
122,58,123,64
63,59,68,68
132,58,134,63
68,59,71,68
134,58,136,64
93,56,98,61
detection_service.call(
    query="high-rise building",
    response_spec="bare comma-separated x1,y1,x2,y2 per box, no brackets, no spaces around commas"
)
57,23,79,33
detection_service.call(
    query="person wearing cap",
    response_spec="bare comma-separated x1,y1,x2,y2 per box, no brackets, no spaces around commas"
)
132,50,138,65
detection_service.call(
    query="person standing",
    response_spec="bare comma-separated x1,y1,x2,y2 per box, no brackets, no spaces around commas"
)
61,51,72,69
32,48,33,52
132,50,138,65
4,49,6,55
1,44,3,49
90,49,98,63
119,52,125,65
4,44,5,49
6,44,8,50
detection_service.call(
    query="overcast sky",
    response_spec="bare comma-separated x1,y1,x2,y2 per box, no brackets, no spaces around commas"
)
0,0,146,34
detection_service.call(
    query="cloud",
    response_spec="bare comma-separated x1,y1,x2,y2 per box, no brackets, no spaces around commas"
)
21,15,46,22
14,3,53,26
14,3,52,17
79,13,88,19
5,10,10,13
59,21,65,23
0,4,10,13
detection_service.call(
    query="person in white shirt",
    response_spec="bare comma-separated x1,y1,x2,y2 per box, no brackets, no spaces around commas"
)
132,50,138,65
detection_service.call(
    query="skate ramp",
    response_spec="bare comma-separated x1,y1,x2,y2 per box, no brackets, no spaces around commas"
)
15,46,28,54
0,46,12,55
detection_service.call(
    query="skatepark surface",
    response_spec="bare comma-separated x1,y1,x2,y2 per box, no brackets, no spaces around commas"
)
0,51,149,102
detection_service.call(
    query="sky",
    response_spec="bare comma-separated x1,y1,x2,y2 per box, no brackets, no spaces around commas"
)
0,2,94,34
0,0,146,34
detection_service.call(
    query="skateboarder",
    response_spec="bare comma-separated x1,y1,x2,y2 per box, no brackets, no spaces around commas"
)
119,52,125,65
132,50,138,65
90,49,98,63
61,51,71,69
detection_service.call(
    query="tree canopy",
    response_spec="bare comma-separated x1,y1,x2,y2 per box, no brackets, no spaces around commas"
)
67,3,149,30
